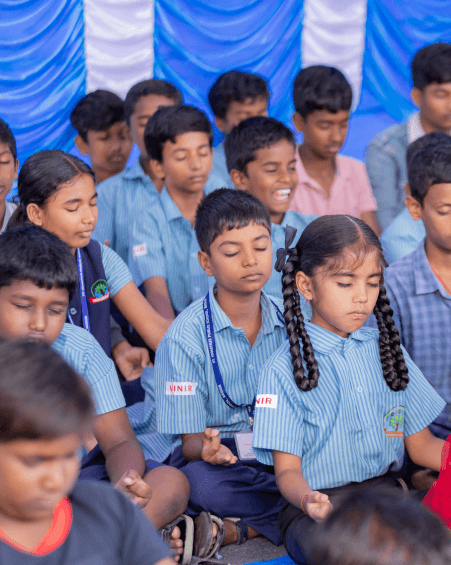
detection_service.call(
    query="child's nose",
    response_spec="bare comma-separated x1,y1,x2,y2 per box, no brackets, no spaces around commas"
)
30,309,46,331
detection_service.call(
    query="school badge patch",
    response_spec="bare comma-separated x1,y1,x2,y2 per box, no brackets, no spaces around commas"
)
90,279,110,303
383,406,405,438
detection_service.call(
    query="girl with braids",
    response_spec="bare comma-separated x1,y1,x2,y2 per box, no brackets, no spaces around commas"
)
252,215,446,565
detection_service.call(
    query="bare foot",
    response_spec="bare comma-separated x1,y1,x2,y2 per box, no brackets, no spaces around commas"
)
169,526,184,562
222,522,259,546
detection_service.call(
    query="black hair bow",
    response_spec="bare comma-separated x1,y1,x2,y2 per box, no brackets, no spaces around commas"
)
275,226,298,272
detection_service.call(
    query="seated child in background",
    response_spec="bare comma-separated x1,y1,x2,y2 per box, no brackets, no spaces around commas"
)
155,189,287,555
423,434,451,529
0,118,18,230
0,339,174,565
289,66,380,236
366,42,451,230
252,215,445,565
224,115,316,300
381,132,450,264
9,150,170,375
380,140,451,441
130,104,214,320
310,486,451,565
208,70,270,188
93,79,182,263
0,225,190,547
70,89,133,185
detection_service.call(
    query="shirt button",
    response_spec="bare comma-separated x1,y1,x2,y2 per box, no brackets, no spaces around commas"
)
70,308,77,315
357,386,363,393
249,365,254,370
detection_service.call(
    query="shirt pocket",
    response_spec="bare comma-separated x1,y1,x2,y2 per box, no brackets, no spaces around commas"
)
363,391,406,439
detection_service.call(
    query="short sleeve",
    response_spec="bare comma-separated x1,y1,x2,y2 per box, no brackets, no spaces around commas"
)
402,346,446,437
253,359,304,465
100,243,133,297
93,179,116,249
130,209,167,287
155,336,208,434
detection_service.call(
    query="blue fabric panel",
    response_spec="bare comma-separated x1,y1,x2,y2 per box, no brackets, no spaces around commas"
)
153,0,304,145
0,0,86,168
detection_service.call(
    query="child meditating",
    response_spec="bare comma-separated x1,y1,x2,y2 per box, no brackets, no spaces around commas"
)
252,215,446,565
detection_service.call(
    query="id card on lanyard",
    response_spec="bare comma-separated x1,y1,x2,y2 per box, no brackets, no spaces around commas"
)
67,248,91,333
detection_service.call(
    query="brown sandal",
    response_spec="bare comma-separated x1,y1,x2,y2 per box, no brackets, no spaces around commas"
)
191,512,227,564
160,514,194,565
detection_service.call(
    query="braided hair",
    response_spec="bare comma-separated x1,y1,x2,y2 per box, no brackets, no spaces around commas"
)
276,215,409,392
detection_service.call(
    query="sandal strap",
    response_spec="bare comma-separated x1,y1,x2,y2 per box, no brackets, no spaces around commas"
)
223,517,248,545
159,514,194,565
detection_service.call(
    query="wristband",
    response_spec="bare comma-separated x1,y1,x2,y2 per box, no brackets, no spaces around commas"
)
301,494,309,515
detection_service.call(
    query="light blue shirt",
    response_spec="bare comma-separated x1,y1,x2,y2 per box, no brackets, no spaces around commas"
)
99,242,133,297
130,187,212,315
265,210,317,300
210,141,233,189
93,160,159,264
155,288,286,438
52,324,126,415
380,207,426,265
126,367,173,462
253,322,445,490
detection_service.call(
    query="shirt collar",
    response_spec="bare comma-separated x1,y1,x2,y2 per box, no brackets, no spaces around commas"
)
297,152,349,187
407,112,426,145
208,287,285,334
413,241,451,298
304,321,374,355
122,158,153,184
159,187,184,222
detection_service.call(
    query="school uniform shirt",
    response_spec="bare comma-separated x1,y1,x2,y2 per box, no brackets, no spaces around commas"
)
130,186,212,316
210,141,233,189
383,242,451,431
265,210,317,300
52,323,126,415
380,207,426,265
155,288,286,438
253,322,445,490
1,200,16,232
0,481,171,565
126,366,173,462
93,159,159,264
289,152,377,218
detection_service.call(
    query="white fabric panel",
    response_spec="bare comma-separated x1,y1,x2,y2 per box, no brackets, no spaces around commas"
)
302,0,367,109
83,0,154,98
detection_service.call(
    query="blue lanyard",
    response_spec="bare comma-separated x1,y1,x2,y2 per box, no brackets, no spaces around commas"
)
67,248,91,333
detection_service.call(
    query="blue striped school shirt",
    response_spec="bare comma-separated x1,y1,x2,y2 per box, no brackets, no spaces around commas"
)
130,187,212,316
383,241,451,431
126,367,173,462
253,322,445,490
52,324,126,415
264,210,317,301
155,288,286,438
93,160,159,264
210,141,233,189
380,207,426,264
99,242,133,297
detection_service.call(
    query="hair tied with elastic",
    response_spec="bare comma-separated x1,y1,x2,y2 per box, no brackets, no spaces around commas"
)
275,226,298,272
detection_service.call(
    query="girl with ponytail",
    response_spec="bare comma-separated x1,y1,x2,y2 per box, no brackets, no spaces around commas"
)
252,215,446,565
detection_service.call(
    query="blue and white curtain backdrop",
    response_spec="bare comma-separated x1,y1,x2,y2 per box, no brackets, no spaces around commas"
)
1,0,451,189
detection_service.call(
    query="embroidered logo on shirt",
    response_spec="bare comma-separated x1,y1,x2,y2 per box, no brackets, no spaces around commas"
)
255,394,278,409
383,406,405,438
90,279,109,303
133,242,148,259
166,382,198,395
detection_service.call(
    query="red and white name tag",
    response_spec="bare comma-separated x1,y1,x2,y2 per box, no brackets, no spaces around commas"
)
255,394,278,409
165,382,197,395
132,242,148,258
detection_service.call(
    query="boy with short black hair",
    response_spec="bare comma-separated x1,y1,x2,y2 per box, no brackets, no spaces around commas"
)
130,104,214,320
93,79,183,263
382,140,451,441
0,339,174,565
70,89,133,185
155,188,286,552
225,115,316,300
0,118,18,230
208,70,270,188
289,65,380,235
366,42,451,230
0,225,190,545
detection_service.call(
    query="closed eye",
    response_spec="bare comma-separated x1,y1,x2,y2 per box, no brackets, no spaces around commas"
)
337,283,351,288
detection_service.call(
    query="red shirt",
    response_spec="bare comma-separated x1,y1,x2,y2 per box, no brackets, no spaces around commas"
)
422,435,451,526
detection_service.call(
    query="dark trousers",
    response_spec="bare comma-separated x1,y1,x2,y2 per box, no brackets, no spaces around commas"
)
170,438,283,545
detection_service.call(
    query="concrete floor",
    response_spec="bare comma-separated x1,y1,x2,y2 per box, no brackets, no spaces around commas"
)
218,537,287,565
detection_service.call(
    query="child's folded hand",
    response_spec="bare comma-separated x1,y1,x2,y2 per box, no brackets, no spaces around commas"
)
115,469,152,508
305,491,333,522
201,428,238,466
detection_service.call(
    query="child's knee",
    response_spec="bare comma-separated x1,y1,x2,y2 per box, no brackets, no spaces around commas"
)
144,465,190,511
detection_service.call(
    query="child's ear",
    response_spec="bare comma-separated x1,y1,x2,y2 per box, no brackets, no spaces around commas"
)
150,159,165,181
292,112,305,133
404,194,423,221
411,87,423,109
75,134,89,156
215,117,227,134
26,203,44,226
230,169,248,191
295,271,314,302
198,250,214,277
